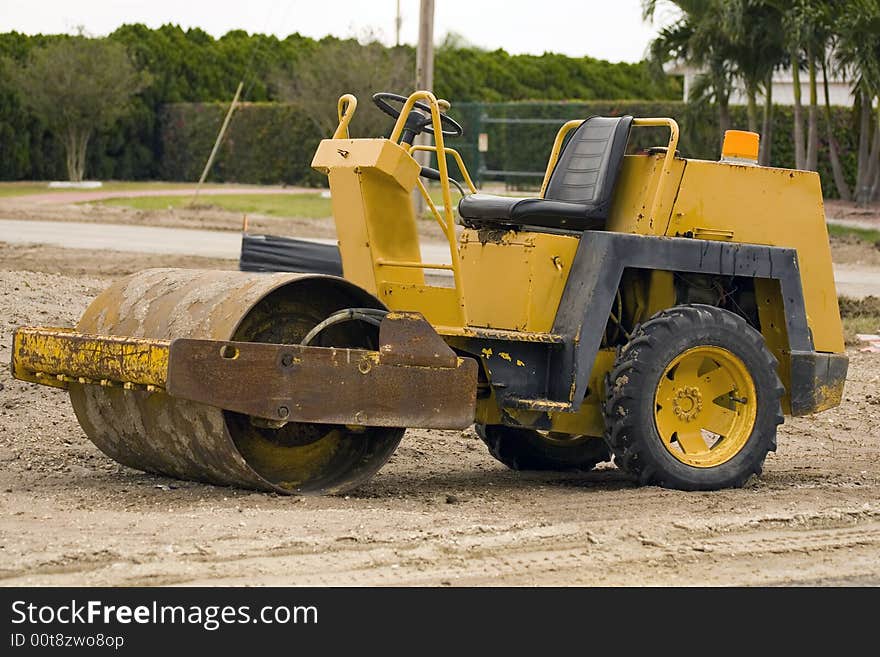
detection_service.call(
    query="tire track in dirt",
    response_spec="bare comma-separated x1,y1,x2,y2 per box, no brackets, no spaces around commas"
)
5,506,879,587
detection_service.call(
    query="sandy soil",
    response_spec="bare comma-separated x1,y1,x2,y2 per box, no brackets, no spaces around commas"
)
825,200,880,224
830,234,880,268
0,242,234,278
1,256,879,586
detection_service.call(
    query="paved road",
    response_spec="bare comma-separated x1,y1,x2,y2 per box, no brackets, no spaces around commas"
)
2,218,879,296
833,264,880,298
0,218,454,266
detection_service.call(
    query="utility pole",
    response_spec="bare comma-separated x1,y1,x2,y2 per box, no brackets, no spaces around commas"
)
412,0,434,216
395,0,402,47
415,0,434,93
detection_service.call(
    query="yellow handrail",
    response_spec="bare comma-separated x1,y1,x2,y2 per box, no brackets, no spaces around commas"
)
376,259,455,271
539,120,581,197
632,118,680,230
408,145,477,242
409,145,478,194
413,177,453,235
332,94,357,139
387,90,468,324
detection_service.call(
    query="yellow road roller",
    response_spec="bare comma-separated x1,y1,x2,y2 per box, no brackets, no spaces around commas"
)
11,90,848,494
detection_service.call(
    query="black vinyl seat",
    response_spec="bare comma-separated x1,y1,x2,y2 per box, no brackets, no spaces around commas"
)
458,115,633,231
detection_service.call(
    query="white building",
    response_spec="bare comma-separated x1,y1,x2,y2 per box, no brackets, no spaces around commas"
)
668,63,857,107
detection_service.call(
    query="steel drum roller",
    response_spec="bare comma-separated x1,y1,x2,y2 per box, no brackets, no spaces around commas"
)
68,268,404,494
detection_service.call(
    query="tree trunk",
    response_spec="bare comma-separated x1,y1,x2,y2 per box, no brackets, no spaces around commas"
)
872,165,880,203
791,51,805,170
62,125,91,182
864,108,880,204
806,53,819,171
718,93,731,154
746,84,759,134
821,56,851,201
760,70,773,166
76,130,89,182
855,90,872,204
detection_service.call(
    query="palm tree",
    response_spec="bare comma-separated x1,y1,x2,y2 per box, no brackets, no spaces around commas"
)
833,0,880,203
644,0,738,138
726,0,786,164
777,0,829,171
646,0,879,202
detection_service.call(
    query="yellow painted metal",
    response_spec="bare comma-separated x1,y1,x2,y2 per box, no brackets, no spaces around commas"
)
605,121,685,236
332,94,357,139
436,325,564,344
654,346,757,468
8,89,850,493
606,154,686,235
458,228,580,332
631,118,681,231
667,160,844,353
312,138,424,295
644,270,676,318
754,278,793,414
379,283,463,327
12,327,169,390
313,91,466,326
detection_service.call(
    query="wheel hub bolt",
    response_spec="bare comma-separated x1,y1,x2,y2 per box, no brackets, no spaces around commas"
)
672,386,703,422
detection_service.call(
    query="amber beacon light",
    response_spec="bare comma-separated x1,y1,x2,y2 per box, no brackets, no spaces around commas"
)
721,129,760,163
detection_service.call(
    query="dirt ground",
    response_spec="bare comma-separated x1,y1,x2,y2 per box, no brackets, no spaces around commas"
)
825,199,880,224
1,247,879,587
830,233,880,268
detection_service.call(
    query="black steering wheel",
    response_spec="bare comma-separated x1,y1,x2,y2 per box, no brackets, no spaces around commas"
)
372,92,464,143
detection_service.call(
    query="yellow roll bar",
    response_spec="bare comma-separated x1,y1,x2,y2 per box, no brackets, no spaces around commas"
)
539,117,680,229
385,90,470,323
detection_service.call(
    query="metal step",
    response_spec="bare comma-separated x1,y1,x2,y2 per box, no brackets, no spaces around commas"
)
435,325,565,344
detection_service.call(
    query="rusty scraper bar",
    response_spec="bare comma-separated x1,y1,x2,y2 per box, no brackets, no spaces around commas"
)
11,313,478,430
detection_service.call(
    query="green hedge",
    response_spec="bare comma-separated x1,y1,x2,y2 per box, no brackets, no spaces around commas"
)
155,100,860,199
0,94,863,199
0,26,680,183
0,81,159,181
451,101,860,199
159,102,324,185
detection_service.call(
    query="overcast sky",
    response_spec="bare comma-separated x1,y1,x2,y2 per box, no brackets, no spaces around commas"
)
2,0,681,62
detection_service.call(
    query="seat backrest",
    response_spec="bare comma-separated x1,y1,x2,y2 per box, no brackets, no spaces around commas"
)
544,115,633,218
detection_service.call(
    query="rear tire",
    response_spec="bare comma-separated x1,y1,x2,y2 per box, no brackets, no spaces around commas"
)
476,424,610,472
603,304,783,491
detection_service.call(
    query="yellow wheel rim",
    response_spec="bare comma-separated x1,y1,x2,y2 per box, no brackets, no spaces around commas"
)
653,346,757,468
